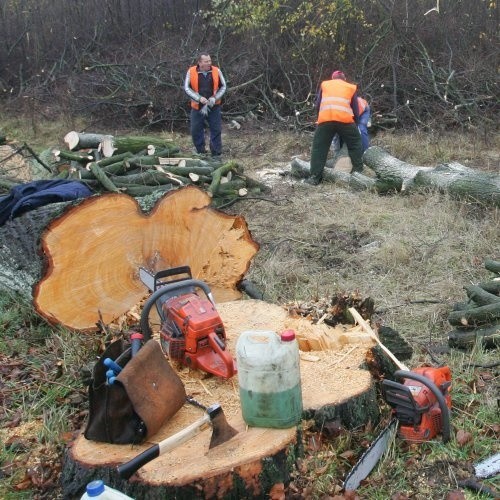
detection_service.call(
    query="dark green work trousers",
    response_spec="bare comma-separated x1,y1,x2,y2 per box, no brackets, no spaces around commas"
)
309,121,363,182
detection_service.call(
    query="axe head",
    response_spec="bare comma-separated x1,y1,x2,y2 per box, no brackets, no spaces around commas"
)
206,404,238,449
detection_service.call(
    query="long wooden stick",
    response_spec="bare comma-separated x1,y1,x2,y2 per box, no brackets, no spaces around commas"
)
348,307,409,371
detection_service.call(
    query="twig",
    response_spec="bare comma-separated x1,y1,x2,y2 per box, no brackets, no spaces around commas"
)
198,379,213,397
457,478,499,498
22,143,53,173
329,345,358,367
216,195,281,210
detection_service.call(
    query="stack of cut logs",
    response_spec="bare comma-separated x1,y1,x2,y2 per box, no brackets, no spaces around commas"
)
447,259,500,348
48,131,268,206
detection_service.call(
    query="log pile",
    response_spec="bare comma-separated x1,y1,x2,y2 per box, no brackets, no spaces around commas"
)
447,259,500,348
1,132,269,208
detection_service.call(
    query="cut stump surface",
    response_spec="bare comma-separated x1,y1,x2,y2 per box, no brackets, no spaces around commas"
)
63,300,378,499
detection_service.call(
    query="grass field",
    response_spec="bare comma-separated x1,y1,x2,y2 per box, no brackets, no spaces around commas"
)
0,113,499,498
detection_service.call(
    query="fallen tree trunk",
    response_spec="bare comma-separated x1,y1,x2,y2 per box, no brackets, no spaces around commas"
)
291,147,500,206
363,146,433,191
364,147,500,205
62,299,379,499
0,186,259,330
290,158,377,191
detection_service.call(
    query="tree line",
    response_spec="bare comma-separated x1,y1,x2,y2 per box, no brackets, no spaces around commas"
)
0,0,497,132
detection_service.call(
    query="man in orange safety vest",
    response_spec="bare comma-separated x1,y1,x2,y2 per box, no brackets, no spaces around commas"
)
305,70,363,185
184,53,227,159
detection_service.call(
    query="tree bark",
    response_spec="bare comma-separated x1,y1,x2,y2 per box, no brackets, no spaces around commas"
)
61,299,379,499
364,147,500,205
0,186,259,330
101,136,180,158
447,323,500,348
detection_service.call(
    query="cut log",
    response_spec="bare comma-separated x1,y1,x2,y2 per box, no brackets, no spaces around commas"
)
413,162,500,206
290,158,377,191
448,323,500,348
363,147,500,206
464,285,500,306
101,136,179,158
448,301,500,327
62,299,378,499
363,146,433,191
64,131,111,151
0,186,258,330
484,259,500,275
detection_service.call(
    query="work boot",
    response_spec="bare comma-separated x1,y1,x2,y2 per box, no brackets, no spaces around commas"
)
304,176,321,186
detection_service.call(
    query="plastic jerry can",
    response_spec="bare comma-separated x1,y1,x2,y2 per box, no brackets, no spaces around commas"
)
81,480,134,499
236,329,303,428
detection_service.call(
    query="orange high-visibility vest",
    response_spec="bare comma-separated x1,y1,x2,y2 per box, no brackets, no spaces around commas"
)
357,97,369,114
317,79,357,124
189,65,221,110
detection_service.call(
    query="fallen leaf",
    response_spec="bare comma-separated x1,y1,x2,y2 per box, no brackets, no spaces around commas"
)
446,491,466,500
456,429,473,446
339,450,356,461
269,482,285,500
391,493,409,500
314,464,329,475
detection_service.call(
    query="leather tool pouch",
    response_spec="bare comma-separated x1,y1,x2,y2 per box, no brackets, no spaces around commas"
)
84,339,186,444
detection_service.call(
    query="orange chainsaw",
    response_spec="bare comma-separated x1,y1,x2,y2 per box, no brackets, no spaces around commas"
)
344,309,452,491
382,366,452,442
139,266,236,379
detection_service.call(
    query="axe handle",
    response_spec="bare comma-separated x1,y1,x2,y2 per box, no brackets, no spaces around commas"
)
117,413,210,479
348,307,409,372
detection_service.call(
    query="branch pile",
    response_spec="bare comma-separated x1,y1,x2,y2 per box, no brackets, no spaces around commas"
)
447,259,500,349
1,132,268,208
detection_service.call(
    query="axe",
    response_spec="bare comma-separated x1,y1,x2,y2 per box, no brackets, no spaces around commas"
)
117,403,237,479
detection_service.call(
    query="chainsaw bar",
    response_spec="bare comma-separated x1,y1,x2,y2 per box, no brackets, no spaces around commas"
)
474,452,500,479
343,418,397,491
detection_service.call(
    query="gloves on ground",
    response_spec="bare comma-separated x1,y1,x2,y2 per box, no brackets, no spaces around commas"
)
200,103,209,116
208,97,216,108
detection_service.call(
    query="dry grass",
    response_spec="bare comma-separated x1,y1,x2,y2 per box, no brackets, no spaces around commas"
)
215,124,500,348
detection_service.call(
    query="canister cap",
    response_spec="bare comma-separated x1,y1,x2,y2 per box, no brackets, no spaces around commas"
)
86,480,105,496
280,329,296,342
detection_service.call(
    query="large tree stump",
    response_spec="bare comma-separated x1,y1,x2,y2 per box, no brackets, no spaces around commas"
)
62,299,378,499
0,186,259,330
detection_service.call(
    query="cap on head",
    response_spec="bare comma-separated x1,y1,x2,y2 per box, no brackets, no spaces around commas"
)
331,70,346,80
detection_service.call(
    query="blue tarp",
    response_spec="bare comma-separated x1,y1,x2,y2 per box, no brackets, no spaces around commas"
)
0,179,93,226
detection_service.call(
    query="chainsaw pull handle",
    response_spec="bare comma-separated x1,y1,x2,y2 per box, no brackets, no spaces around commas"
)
140,280,215,341
394,370,451,443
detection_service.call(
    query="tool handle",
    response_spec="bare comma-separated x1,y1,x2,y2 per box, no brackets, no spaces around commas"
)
130,332,144,357
348,307,409,372
117,444,160,480
117,413,210,479
103,357,123,373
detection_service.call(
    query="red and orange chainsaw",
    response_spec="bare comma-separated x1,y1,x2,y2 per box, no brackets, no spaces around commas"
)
344,309,452,491
139,266,236,379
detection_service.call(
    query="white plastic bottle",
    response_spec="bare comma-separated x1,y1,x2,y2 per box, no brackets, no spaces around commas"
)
236,329,303,428
81,480,134,499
